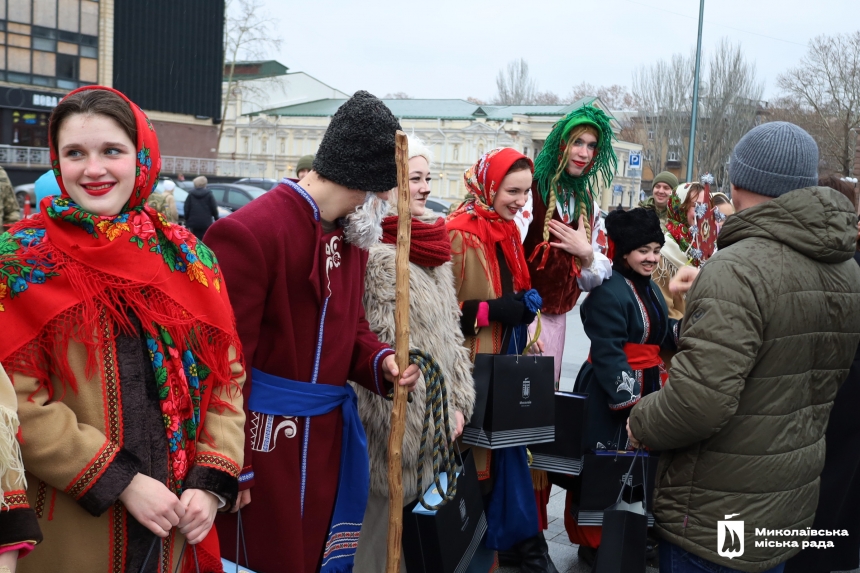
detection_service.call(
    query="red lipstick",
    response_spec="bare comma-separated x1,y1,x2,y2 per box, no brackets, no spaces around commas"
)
81,181,116,197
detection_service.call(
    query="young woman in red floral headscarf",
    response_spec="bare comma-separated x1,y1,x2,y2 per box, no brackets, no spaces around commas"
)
447,148,558,573
0,86,245,573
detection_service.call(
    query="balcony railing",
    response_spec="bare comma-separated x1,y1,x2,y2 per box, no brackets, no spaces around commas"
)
0,145,51,168
0,145,266,178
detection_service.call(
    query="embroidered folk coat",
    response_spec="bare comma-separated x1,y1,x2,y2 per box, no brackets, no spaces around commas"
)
206,181,394,573
0,365,41,555
14,320,245,573
449,227,519,481
574,267,679,451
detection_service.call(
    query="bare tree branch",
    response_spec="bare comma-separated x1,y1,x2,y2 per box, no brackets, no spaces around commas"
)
695,38,764,186
777,31,860,176
218,0,283,148
493,59,537,105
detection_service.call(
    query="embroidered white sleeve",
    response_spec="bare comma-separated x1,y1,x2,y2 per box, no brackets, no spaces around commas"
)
515,191,534,243
577,202,612,291
577,252,612,291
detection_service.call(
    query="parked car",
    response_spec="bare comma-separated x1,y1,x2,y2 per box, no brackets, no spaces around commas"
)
205,183,268,213
14,183,35,208
233,177,279,191
425,197,453,216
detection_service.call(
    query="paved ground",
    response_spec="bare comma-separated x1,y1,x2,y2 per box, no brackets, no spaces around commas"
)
496,483,659,573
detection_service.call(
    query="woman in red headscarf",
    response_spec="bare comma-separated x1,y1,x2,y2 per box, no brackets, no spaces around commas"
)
448,148,558,573
0,87,245,572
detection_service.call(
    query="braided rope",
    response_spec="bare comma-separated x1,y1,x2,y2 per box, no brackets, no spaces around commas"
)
411,349,459,510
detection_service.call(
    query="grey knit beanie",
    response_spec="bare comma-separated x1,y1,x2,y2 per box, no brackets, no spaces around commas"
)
313,91,401,192
729,122,818,197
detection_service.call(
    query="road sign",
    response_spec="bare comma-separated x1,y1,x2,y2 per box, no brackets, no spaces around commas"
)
629,152,642,168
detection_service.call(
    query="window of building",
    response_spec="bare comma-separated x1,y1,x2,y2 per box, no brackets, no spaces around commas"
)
1,0,99,89
647,130,654,140
56,52,77,78
668,151,678,161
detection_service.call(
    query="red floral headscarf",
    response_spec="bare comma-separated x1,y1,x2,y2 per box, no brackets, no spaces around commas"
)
447,148,533,294
0,85,241,493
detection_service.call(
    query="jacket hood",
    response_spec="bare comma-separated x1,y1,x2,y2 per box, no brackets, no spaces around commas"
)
718,186,858,264
189,187,210,198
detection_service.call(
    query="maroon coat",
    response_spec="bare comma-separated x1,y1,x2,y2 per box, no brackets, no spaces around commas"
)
205,181,392,573
523,182,585,315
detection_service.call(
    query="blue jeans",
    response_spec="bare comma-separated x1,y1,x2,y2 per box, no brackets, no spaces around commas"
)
660,540,785,573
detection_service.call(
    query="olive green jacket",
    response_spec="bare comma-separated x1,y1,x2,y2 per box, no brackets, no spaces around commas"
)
638,196,667,227
629,187,860,572
0,166,20,227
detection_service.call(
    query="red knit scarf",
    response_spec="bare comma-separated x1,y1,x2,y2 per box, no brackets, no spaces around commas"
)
381,215,451,267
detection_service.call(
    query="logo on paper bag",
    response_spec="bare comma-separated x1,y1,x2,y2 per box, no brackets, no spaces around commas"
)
459,498,469,531
522,378,531,400
717,514,744,559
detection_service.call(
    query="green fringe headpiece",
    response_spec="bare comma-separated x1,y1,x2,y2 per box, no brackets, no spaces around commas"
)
533,105,617,220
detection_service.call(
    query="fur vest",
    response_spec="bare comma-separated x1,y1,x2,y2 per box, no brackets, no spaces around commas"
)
353,218,476,499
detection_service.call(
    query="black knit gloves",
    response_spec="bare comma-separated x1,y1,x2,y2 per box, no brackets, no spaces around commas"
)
487,292,536,326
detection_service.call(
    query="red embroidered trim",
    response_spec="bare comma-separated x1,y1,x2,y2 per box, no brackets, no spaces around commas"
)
100,309,123,446
196,452,241,478
34,480,47,518
1,490,29,511
108,501,125,573
477,450,492,481
66,440,119,499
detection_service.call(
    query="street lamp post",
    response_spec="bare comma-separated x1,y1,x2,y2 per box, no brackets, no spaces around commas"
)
687,0,705,182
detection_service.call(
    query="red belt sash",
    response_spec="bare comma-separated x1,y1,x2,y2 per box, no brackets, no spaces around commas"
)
588,342,662,370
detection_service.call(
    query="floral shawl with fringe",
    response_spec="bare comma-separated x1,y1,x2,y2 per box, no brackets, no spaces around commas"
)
0,86,241,497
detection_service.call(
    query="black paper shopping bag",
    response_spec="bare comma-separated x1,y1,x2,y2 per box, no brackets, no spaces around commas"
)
462,354,555,449
593,449,649,573
570,451,657,526
529,392,588,474
402,449,487,573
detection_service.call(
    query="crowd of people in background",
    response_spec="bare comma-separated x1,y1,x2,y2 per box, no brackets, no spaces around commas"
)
0,85,858,573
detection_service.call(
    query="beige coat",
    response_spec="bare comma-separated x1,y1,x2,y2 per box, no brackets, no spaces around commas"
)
449,227,514,480
14,325,245,572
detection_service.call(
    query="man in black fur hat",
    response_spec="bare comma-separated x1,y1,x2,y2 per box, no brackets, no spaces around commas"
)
206,91,420,573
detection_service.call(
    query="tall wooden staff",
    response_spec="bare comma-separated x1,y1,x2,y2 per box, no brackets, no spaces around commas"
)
386,130,412,573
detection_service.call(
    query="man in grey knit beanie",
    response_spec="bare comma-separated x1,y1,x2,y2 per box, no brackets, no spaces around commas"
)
728,121,819,210
626,120,860,573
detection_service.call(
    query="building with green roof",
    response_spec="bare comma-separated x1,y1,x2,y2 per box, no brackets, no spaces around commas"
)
220,93,643,208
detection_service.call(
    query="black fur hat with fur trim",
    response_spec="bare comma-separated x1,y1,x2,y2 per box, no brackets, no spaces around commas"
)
604,208,665,263
313,91,402,192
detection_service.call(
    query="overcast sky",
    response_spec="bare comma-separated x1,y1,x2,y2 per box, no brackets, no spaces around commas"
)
258,0,857,104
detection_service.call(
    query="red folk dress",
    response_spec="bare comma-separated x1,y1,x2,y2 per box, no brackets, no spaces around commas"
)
206,181,393,573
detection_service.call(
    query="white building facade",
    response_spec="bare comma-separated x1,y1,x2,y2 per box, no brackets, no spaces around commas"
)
219,95,643,209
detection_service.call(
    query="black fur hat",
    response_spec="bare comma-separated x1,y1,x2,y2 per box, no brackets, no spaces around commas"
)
313,91,402,192
604,208,665,262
